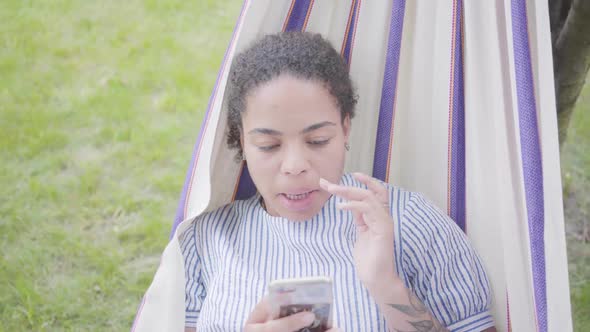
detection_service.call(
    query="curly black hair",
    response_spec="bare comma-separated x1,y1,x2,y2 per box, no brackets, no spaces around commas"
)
226,31,358,160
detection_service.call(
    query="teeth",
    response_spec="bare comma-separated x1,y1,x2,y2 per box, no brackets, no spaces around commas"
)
285,192,310,200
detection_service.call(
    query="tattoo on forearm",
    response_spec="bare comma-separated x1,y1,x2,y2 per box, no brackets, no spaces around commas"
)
387,303,422,317
387,288,449,332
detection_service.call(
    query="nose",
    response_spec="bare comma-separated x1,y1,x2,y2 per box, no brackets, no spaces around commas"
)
280,144,310,175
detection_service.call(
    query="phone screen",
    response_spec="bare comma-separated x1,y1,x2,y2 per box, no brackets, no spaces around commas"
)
278,303,331,332
269,277,333,332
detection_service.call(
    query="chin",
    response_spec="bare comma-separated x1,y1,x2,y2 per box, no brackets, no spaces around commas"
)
265,190,330,221
270,200,322,221
284,211,318,222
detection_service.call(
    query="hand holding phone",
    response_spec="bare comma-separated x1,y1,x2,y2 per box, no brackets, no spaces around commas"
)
243,297,318,332
267,277,334,332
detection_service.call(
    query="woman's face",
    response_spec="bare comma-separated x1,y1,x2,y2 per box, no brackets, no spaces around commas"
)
241,74,351,221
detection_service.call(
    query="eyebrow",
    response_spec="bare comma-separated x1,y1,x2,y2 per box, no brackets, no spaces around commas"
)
247,121,336,136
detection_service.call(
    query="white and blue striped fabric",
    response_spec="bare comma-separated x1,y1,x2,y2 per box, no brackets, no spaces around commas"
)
180,173,493,331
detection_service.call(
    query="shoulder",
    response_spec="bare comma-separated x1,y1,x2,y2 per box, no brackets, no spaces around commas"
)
396,190,478,271
400,191,464,239
342,172,409,194
339,173,420,223
194,195,261,225
179,195,262,247
361,176,468,254
341,173,452,225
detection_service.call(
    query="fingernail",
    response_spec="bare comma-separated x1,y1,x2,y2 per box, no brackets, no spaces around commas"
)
319,178,329,188
302,312,316,325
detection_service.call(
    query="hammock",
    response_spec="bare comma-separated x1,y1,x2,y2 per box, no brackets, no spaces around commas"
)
132,1,572,331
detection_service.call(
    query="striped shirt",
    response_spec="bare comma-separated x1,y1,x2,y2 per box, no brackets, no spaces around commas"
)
180,173,493,331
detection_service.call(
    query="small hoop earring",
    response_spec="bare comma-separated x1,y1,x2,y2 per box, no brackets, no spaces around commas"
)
345,142,350,151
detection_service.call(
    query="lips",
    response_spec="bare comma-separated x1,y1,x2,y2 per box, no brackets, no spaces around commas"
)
278,189,319,212
282,190,315,200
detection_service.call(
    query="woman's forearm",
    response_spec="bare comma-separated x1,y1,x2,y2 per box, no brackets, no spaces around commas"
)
369,277,498,332
369,277,449,332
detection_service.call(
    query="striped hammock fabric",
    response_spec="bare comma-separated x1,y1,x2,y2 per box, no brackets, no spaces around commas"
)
132,1,572,331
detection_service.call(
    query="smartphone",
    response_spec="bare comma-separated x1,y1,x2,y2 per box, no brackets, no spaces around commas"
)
268,276,333,332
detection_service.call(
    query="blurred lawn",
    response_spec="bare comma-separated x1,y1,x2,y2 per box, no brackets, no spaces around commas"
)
562,75,590,332
0,0,242,330
0,1,588,331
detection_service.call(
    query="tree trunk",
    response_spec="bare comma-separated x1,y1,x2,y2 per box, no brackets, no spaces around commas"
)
549,0,571,44
552,0,590,145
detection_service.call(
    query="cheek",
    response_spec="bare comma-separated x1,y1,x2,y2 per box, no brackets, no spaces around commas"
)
245,148,276,167
311,144,346,170
243,148,278,179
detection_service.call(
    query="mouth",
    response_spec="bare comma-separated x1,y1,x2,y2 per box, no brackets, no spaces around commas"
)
281,190,317,201
277,189,319,212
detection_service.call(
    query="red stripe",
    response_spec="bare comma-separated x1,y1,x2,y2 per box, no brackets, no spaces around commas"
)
349,0,361,60
282,0,297,31
302,0,315,30
340,0,356,56
460,1,466,231
384,106,396,181
507,292,512,332
130,296,146,332
384,1,405,182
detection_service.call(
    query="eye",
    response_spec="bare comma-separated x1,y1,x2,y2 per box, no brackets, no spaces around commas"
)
258,144,279,152
308,139,330,147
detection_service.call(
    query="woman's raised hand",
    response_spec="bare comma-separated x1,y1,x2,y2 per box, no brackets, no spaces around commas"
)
319,172,400,293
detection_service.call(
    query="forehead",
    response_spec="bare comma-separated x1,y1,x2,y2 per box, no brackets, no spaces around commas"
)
242,75,340,130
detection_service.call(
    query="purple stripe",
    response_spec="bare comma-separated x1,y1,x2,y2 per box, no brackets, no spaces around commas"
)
342,0,360,65
234,0,315,200
235,165,256,201
234,163,256,200
284,0,312,32
130,296,146,332
372,0,406,181
169,0,249,237
449,0,466,231
511,0,547,331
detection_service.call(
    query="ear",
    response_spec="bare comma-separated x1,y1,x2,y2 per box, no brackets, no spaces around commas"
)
342,114,351,141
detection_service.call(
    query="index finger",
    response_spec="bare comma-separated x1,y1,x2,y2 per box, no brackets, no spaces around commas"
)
353,172,388,199
319,178,371,201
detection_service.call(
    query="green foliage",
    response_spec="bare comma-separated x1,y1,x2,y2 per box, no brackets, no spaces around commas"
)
562,75,590,332
572,282,590,331
0,0,242,330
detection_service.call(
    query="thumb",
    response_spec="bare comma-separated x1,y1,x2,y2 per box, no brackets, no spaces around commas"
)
264,311,316,331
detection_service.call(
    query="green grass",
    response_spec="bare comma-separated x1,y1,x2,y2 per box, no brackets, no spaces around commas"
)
0,1,588,331
562,74,590,332
0,0,242,330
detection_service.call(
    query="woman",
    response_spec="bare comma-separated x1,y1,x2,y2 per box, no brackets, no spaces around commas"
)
181,32,496,332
